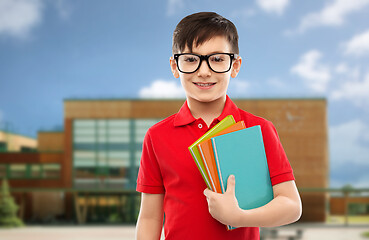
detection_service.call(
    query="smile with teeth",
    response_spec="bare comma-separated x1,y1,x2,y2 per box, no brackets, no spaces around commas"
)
194,82,216,87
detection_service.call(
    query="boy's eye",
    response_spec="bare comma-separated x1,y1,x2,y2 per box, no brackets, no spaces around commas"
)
184,56,198,63
210,55,225,62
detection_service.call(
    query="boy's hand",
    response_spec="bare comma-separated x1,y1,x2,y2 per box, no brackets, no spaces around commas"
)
203,175,242,227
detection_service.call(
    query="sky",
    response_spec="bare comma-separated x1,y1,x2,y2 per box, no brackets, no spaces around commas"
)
0,0,368,188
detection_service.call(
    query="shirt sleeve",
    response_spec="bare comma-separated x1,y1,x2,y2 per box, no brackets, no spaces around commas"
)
136,129,165,194
261,120,295,186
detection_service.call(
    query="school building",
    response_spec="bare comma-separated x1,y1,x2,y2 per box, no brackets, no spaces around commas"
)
0,98,330,224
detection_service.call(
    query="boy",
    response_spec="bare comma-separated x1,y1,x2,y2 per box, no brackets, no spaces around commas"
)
136,12,301,240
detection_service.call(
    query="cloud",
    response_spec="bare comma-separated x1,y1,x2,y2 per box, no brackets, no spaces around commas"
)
343,29,369,56
354,175,369,188
330,167,369,188
334,62,360,78
267,77,286,88
231,8,256,19
331,71,369,107
0,0,43,39
256,0,290,15
166,0,185,17
292,0,369,34
53,0,72,20
330,119,369,167
139,79,185,99
335,62,349,74
228,78,250,97
290,50,331,93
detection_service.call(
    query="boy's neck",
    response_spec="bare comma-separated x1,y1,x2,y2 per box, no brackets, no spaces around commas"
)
187,96,227,128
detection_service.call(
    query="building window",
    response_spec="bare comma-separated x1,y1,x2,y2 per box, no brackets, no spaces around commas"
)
73,119,160,190
73,119,131,189
0,142,7,152
43,164,61,179
133,119,159,178
0,164,61,179
348,203,369,215
9,164,27,178
30,164,42,178
20,146,36,152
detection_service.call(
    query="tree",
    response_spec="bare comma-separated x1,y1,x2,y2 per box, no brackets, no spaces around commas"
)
0,178,23,227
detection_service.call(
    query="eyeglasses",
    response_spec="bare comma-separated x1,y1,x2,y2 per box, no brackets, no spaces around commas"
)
173,53,238,74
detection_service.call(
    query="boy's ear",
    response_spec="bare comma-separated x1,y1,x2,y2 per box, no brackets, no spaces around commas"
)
231,56,242,78
170,57,180,78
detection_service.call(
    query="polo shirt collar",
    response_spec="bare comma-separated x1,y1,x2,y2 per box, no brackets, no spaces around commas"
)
174,95,241,127
174,101,196,126
216,95,242,123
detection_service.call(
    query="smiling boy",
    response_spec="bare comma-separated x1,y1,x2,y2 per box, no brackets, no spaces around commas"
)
135,12,301,240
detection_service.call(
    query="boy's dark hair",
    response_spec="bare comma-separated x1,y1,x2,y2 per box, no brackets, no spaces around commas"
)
172,12,239,55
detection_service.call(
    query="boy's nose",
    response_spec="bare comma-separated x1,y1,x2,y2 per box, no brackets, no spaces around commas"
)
197,60,211,77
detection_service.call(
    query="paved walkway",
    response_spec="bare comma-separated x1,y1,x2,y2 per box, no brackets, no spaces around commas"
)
276,224,369,240
0,226,134,240
0,224,368,240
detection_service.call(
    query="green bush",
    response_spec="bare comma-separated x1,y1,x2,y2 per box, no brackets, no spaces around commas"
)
0,178,24,227
362,231,369,238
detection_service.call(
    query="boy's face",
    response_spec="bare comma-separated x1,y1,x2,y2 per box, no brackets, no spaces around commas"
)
170,36,242,104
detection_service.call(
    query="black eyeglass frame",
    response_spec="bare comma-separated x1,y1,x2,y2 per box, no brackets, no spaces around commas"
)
173,53,238,74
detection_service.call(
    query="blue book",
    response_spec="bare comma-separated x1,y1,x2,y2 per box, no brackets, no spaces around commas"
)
211,125,274,229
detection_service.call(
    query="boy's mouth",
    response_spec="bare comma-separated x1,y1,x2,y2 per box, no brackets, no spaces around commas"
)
193,82,216,87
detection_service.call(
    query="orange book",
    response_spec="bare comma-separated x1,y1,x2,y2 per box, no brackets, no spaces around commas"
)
197,121,246,193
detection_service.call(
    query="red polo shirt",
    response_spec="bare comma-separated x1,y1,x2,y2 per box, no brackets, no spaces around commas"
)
136,96,294,240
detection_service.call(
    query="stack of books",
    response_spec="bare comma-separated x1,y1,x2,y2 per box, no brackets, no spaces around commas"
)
188,115,274,230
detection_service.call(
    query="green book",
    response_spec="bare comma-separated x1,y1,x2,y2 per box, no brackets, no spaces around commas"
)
211,125,273,230
188,115,236,190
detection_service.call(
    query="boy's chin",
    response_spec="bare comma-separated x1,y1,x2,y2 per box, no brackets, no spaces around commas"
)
188,94,226,104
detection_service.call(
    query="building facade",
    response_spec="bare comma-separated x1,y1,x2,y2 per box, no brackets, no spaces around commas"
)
0,98,329,223
0,131,37,152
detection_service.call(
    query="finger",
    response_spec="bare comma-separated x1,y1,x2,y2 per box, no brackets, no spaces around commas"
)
225,175,236,195
203,188,211,198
